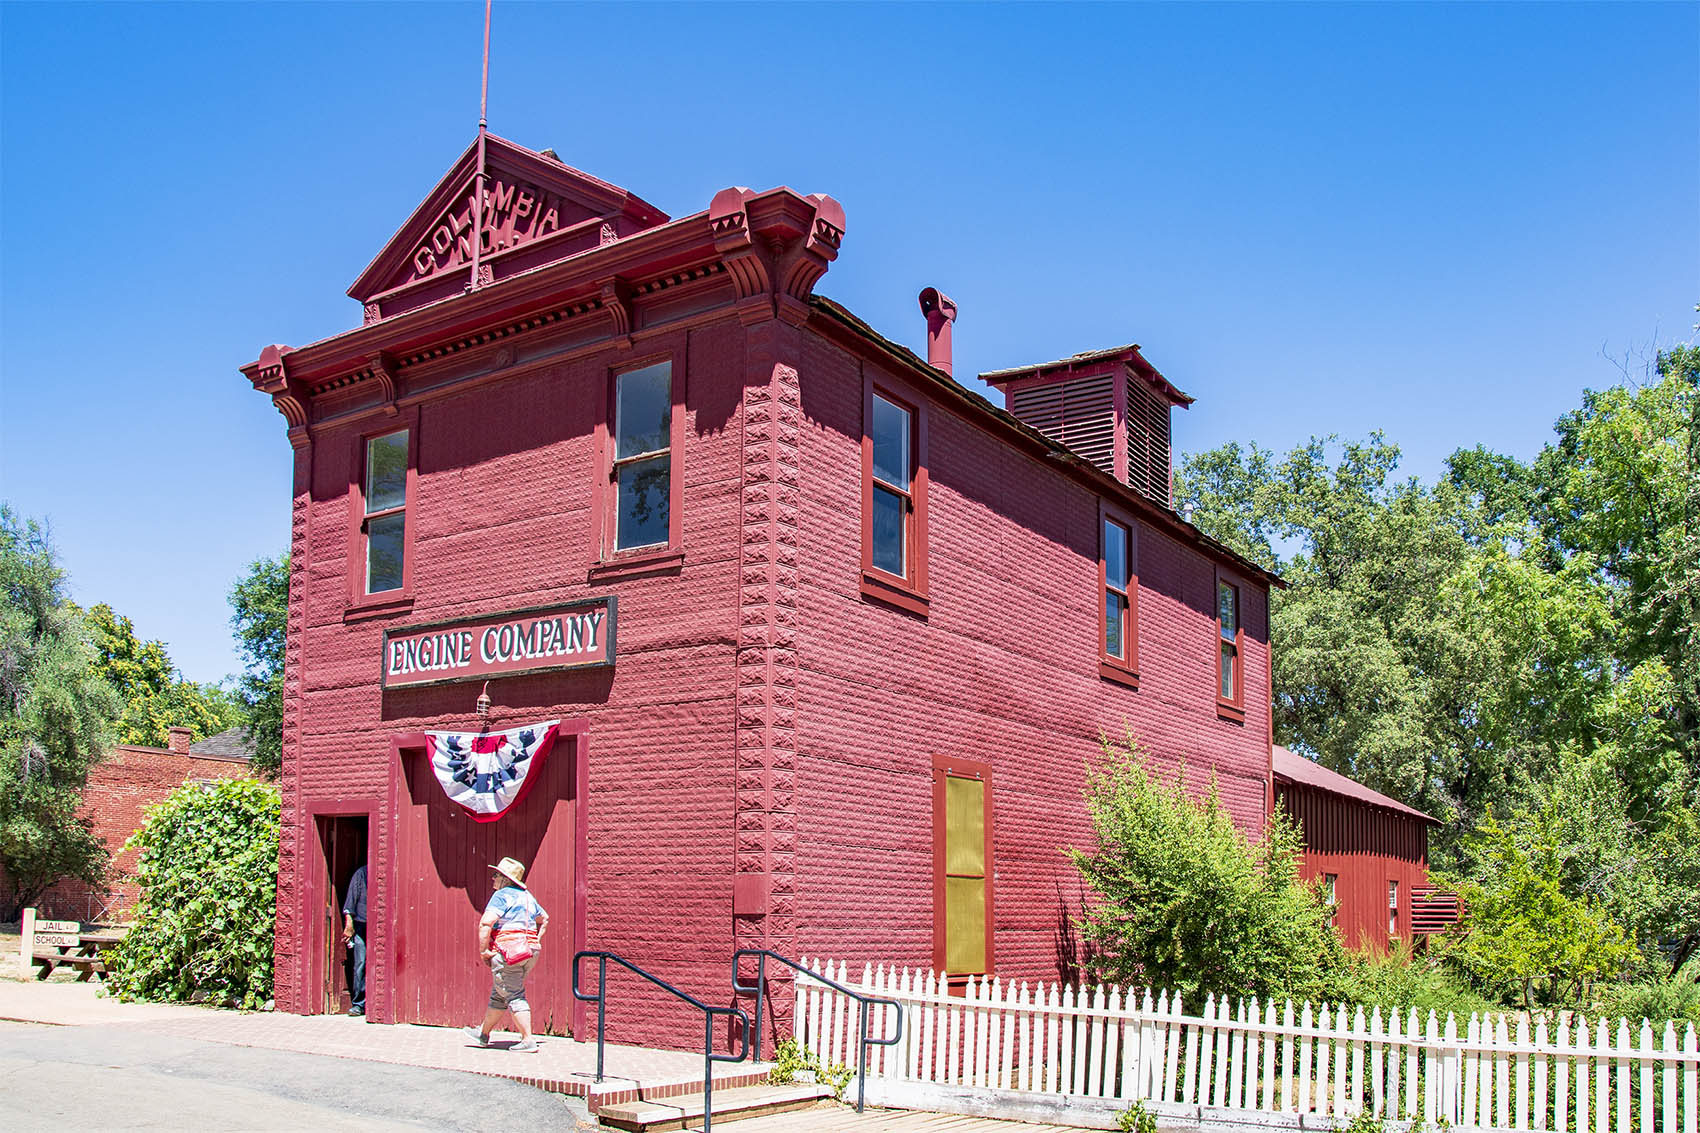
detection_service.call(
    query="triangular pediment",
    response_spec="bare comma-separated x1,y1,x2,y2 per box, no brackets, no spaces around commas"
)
349,133,669,312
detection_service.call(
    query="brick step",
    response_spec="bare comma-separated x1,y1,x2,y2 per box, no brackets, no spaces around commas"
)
596,1083,836,1131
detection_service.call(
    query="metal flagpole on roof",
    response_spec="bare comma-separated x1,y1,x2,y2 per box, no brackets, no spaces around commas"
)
469,0,493,291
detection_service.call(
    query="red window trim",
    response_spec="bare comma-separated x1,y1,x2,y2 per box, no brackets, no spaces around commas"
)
1215,567,1245,721
593,346,687,576
861,374,930,616
346,408,420,618
1098,500,1139,688
932,755,994,983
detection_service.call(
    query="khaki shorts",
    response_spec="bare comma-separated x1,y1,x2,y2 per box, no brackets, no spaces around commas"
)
488,954,538,1011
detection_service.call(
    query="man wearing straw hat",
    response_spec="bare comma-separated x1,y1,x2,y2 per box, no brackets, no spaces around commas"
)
464,856,549,1052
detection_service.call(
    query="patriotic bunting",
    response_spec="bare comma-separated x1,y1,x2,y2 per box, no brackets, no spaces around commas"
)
425,720,560,822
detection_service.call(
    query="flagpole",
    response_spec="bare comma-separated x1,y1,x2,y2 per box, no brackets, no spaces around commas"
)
469,0,492,291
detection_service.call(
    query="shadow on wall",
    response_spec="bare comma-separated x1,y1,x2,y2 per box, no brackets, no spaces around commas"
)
1053,880,1096,987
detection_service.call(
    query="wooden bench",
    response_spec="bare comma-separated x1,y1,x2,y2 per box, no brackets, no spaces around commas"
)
18,909,127,982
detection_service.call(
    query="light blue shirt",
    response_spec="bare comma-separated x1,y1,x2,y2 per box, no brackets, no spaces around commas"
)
484,885,546,931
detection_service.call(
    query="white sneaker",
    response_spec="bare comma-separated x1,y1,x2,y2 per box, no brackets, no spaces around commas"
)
510,1038,540,1053
463,1026,490,1046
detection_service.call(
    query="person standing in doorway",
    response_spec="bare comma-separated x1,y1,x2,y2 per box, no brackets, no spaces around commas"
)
341,863,368,1017
464,857,548,1053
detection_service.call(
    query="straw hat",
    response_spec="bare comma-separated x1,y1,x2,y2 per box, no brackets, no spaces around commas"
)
490,857,528,888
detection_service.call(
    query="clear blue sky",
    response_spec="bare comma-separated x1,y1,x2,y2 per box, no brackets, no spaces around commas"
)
2,2,1695,687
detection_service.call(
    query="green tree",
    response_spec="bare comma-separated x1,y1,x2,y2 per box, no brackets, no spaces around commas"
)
1438,796,1637,1009
0,507,121,919
85,603,244,748
1068,733,1339,1003
1177,351,1700,981
1543,347,1700,774
229,554,287,777
105,778,280,1009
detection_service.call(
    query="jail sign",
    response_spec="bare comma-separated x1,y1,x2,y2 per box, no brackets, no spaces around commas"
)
382,598,615,689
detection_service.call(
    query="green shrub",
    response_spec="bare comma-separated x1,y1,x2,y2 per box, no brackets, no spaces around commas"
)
106,778,279,1009
1068,733,1341,1003
1326,938,1494,1021
1601,968,1700,1025
1117,1099,1158,1133
765,1037,852,1101
1340,1107,1387,1133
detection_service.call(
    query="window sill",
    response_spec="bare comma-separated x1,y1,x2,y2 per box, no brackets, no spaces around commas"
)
860,571,929,617
588,547,685,582
344,592,415,623
1217,699,1246,723
1098,661,1140,690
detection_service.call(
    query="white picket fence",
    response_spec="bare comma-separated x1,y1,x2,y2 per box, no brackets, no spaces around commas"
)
795,959,1700,1133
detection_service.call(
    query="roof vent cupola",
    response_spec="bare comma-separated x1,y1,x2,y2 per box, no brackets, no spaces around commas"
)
982,346,1193,510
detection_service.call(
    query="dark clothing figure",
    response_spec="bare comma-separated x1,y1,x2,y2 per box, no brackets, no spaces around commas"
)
342,864,368,1015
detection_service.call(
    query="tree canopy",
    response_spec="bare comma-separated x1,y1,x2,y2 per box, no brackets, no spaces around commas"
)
0,507,121,919
1175,344,1699,983
229,554,287,777
85,603,243,749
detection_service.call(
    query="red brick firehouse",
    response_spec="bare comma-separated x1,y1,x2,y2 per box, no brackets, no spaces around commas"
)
242,135,1278,1048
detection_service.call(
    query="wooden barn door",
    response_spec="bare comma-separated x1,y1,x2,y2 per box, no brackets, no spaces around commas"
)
388,732,579,1034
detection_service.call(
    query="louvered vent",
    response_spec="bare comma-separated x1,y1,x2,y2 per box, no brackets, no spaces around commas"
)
1125,371,1172,506
1410,886,1461,935
1009,373,1117,475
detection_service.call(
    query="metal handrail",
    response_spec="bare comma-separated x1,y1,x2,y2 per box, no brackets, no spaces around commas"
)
731,949,905,1114
573,950,750,1133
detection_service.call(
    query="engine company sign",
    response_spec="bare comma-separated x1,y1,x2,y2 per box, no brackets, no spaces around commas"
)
382,599,614,690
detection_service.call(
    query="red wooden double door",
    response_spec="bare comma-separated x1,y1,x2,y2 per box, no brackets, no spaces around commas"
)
385,728,583,1036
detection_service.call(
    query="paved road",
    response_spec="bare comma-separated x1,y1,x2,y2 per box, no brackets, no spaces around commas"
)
0,1021,597,1131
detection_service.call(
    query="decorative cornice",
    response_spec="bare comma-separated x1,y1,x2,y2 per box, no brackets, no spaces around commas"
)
599,277,634,349
709,187,845,325
710,187,771,321
368,351,401,415
249,345,310,429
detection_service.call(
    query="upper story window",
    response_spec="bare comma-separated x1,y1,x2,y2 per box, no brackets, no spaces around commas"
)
364,430,408,593
1323,873,1339,926
861,378,929,615
612,361,672,552
870,394,912,575
1388,879,1400,936
1217,577,1244,717
1099,505,1138,687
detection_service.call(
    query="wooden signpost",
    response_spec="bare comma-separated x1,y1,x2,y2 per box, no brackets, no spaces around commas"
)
18,908,97,979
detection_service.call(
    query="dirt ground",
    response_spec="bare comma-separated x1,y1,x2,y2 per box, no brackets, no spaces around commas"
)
1,921,92,983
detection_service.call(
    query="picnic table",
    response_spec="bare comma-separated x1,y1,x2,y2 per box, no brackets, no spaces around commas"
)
18,910,127,982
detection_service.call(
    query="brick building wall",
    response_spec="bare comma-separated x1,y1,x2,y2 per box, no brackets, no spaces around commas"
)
789,329,1272,984
9,730,252,922
274,316,752,1047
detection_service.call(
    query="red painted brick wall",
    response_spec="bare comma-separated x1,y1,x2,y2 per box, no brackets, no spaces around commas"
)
275,314,751,1049
9,745,252,922
789,334,1272,985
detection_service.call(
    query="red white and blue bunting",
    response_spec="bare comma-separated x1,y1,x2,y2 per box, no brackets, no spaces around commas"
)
425,720,560,822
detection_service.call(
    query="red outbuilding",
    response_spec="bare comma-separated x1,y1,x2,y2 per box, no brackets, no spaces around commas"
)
1273,745,1454,952
242,134,1281,1049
